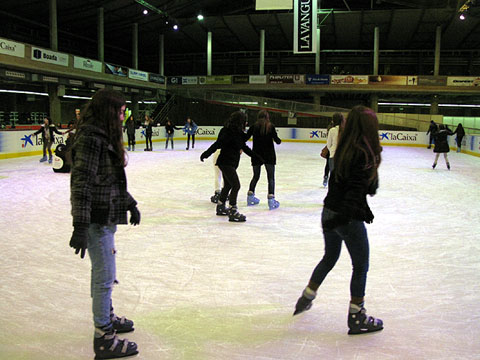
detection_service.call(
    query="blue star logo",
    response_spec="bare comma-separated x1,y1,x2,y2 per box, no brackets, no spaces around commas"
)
310,130,319,138
21,134,34,148
380,132,389,140
140,129,146,138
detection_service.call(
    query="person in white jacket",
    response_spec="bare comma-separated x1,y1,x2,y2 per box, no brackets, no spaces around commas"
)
326,112,344,173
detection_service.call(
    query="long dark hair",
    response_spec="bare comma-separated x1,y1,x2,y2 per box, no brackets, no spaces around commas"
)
255,109,272,135
75,89,126,166
225,111,247,132
334,105,382,183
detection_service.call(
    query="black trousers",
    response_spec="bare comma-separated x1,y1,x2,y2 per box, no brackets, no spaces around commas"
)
187,134,195,149
145,133,152,150
249,164,275,195
218,165,240,206
127,134,135,148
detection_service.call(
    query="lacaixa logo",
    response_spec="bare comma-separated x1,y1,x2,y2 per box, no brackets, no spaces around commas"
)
20,134,34,148
33,49,42,59
379,132,418,141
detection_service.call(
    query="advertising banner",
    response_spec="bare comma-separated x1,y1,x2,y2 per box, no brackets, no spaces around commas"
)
407,76,418,85
3,70,28,80
74,56,102,72
129,69,148,82
447,77,480,87
249,75,267,84
168,76,182,85
268,74,305,84
330,75,368,85
306,74,330,85
417,76,447,86
31,47,69,67
0,38,25,58
368,75,407,85
149,73,165,84
105,63,127,77
233,75,249,84
199,76,232,85
293,0,317,54
182,76,198,85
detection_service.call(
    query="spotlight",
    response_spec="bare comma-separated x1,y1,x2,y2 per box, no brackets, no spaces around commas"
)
143,9,148,15
173,24,178,30
197,14,204,21
460,13,466,20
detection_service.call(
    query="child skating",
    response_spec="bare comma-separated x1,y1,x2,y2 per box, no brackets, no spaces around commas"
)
32,116,64,163
432,124,453,170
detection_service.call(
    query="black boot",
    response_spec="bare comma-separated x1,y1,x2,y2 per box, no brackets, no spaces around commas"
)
228,206,246,222
293,288,316,316
111,313,134,334
210,190,220,203
216,202,229,216
93,328,138,359
347,303,383,335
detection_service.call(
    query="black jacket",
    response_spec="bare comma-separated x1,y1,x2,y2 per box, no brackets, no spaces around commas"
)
165,123,180,135
202,127,255,168
324,149,378,223
453,126,465,138
245,124,281,166
433,128,453,153
33,124,63,143
124,120,136,135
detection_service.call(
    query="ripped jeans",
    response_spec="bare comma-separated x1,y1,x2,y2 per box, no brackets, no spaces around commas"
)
87,224,117,330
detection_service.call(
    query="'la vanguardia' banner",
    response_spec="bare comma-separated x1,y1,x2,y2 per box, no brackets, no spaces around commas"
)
31,47,69,67
0,38,25,58
447,77,480,87
293,0,317,54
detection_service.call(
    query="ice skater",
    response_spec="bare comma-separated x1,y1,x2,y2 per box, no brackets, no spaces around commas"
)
244,109,282,210
293,105,384,336
124,115,136,151
210,150,223,203
69,89,141,359
432,124,453,170
143,115,154,151
184,117,198,150
200,111,258,222
164,118,180,149
324,113,344,186
32,116,64,164
426,120,437,149
453,123,465,152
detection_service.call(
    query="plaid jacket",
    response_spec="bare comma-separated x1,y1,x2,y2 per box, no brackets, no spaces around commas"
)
70,125,136,226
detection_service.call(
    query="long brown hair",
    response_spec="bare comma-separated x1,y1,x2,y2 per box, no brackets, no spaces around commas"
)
334,105,382,183
255,109,272,135
225,111,247,132
75,89,127,166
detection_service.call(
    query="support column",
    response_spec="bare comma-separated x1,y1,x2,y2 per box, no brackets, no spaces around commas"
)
97,7,104,62
434,25,441,76
259,29,265,75
207,31,212,76
49,0,58,51
430,95,439,115
373,26,379,75
159,34,164,75
370,94,379,113
48,85,61,125
312,92,322,107
315,28,321,74
132,23,138,69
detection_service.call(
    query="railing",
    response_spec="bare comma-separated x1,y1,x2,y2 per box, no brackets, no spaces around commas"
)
152,94,177,125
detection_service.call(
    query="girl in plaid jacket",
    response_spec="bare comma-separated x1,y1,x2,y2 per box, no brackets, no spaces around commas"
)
70,89,141,359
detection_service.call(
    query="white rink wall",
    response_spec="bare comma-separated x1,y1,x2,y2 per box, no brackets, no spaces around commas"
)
1,126,479,159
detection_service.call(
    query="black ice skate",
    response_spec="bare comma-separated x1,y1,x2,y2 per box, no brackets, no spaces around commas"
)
94,328,138,359
293,288,316,316
111,314,134,333
216,202,229,216
228,206,246,222
347,303,383,335
210,190,220,203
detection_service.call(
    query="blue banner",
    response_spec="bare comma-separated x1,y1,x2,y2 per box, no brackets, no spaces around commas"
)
306,74,330,85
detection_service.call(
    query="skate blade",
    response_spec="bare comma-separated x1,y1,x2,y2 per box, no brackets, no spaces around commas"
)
347,327,383,335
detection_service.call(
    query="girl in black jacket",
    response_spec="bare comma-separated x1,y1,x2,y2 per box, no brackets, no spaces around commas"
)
293,105,384,336
143,115,154,151
432,124,453,170
201,111,256,222
164,119,180,149
453,123,465,152
32,116,64,163
245,110,282,210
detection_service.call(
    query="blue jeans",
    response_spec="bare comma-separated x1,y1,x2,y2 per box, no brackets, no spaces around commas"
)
88,224,117,330
165,134,173,149
310,208,370,298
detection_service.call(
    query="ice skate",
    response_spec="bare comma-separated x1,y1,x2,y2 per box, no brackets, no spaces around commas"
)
323,176,328,187
447,162,450,170
432,163,436,169
127,147,131,151
347,303,383,335
228,206,246,222
247,191,260,206
93,328,138,359
39,156,47,162
293,288,316,316
111,313,134,334
216,202,229,216
48,155,53,164
268,195,279,210
210,190,220,203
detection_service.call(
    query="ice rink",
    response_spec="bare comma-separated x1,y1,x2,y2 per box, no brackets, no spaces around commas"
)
1,140,479,360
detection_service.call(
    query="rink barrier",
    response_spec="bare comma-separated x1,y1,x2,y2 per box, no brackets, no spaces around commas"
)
1,127,479,159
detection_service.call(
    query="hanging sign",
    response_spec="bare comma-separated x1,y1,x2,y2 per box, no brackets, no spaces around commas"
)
293,0,317,54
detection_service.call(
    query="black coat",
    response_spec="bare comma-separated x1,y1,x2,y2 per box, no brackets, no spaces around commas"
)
202,127,255,168
433,128,453,153
33,124,63,143
165,124,180,135
245,124,281,166
324,149,378,222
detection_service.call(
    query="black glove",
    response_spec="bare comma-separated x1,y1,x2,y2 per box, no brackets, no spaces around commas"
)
129,205,141,225
200,153,208,162
365,207,374,224
70,224,89,259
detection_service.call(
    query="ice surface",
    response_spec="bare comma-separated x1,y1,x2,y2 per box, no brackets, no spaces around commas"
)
0,141,479,359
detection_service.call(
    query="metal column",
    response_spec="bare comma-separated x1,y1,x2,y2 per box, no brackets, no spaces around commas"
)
159,34,164,75
315,28,321,74
207,32,212,76
49,0,58,51
259,29,265,75
434,25,441,76
132,23,138,69
373,26,379,75
97,7,104,62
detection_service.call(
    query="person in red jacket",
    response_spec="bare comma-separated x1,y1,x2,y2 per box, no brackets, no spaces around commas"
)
293,105,384,336
70,89,141,359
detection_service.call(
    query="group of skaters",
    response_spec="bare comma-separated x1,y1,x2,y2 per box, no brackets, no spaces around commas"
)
123,114,198,152
67,88,386,359
426,120,465,170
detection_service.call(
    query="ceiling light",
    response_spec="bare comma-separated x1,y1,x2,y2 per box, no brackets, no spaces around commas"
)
173,24,178,30
197,14,204,21
143,9,148,15
459,13,466,20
